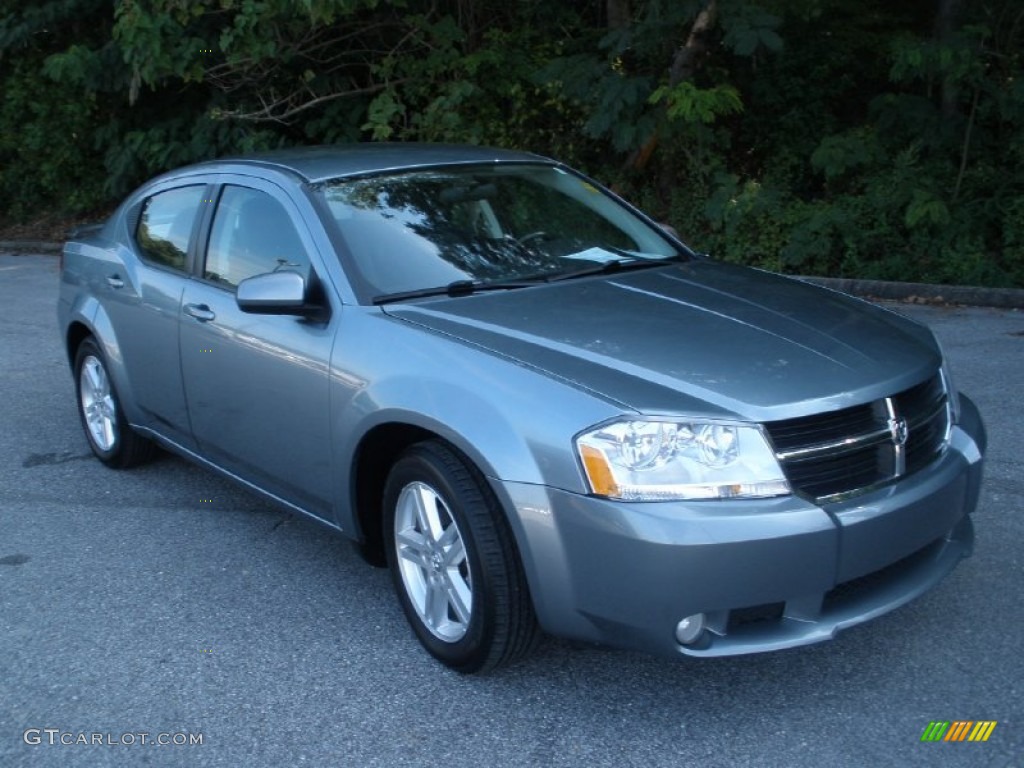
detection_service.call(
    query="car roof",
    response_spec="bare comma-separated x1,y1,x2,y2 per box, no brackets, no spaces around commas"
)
189,143,552,184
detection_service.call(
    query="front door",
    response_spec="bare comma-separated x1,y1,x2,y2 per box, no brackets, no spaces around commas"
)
179,181,335,518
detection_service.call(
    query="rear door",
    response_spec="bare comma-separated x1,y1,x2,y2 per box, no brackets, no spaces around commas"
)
178,177,335,518
106,182,211,446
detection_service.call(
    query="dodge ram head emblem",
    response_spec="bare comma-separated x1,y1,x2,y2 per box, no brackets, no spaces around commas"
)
889,416,909,446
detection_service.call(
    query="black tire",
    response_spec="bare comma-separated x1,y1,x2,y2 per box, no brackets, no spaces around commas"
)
74,337,156,468
383,440,539,673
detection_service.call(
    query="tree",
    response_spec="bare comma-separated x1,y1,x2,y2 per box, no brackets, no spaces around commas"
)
0,0,1020,287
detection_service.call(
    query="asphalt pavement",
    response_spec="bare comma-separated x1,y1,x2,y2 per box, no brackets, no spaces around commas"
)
1,253,1021,767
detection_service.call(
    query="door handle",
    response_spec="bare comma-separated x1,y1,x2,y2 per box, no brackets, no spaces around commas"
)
184,303,216,322
106,274,124,289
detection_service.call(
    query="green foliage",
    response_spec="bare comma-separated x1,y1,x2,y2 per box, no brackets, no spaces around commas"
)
0,59,105,217
810,130,884,181
0,0,1021,287
693,0,1024,288
720,4,783,56
650,82,744,124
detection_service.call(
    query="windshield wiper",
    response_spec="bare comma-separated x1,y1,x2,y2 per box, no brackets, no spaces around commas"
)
372,276,547,305
549,252,687,283
371,254,686,304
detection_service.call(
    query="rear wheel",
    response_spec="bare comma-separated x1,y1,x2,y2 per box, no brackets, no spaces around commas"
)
74,338,155,468
383,440,539,673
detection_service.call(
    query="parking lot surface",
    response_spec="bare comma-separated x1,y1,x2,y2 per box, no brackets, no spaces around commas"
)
1,253,1020,767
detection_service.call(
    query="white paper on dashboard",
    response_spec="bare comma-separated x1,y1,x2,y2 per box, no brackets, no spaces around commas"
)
561,247,625,263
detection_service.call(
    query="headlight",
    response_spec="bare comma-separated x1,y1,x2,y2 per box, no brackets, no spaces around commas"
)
575,419,791,501
940,358,960,426
935,334,960,446
940,358,960,449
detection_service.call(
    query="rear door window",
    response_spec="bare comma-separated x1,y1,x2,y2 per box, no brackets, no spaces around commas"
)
135,186,206,271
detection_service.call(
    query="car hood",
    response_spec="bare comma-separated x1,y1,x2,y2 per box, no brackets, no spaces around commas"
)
382,261,940,421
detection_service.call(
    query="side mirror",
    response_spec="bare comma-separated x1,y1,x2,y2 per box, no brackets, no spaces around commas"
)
236,271,318,316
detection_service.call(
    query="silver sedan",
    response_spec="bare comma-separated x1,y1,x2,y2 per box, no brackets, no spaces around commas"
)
58,144,986,672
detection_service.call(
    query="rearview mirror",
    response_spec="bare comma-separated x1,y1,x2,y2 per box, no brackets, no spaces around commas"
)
236,271,317,316
659,222,681,239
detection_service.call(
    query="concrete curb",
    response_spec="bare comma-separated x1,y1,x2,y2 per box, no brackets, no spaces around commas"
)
0,241,62,254
1,240,1021,308
796,276,1024,310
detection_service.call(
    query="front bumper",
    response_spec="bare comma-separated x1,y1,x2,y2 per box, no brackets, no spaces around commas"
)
497,394,986,658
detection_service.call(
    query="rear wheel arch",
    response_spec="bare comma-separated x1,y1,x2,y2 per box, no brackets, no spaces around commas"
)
73,336,156,468
65,307,144,427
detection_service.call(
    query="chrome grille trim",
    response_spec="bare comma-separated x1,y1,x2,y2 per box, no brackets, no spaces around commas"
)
775,426,892,461
906,399,947,430
765,373,950,501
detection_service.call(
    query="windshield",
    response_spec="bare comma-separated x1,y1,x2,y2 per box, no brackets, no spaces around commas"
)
317,163,685,300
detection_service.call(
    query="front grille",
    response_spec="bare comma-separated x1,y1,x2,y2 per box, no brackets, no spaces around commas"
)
765,373,949,500
896,374,949,474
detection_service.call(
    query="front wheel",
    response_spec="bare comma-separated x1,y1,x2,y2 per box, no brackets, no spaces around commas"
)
74,338,155,468
383,441,539,673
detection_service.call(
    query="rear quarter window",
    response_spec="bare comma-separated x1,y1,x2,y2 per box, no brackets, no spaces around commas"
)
135,186,206,271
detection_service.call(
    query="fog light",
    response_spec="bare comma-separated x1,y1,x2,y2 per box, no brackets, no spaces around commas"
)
675,613,706,645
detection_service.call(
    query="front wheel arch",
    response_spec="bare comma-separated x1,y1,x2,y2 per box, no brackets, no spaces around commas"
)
351,423,438,567
382,439,539,672
66,321,94,370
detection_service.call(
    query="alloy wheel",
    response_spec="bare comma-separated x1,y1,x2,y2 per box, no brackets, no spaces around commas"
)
393,480,473,643
79,355,118,451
